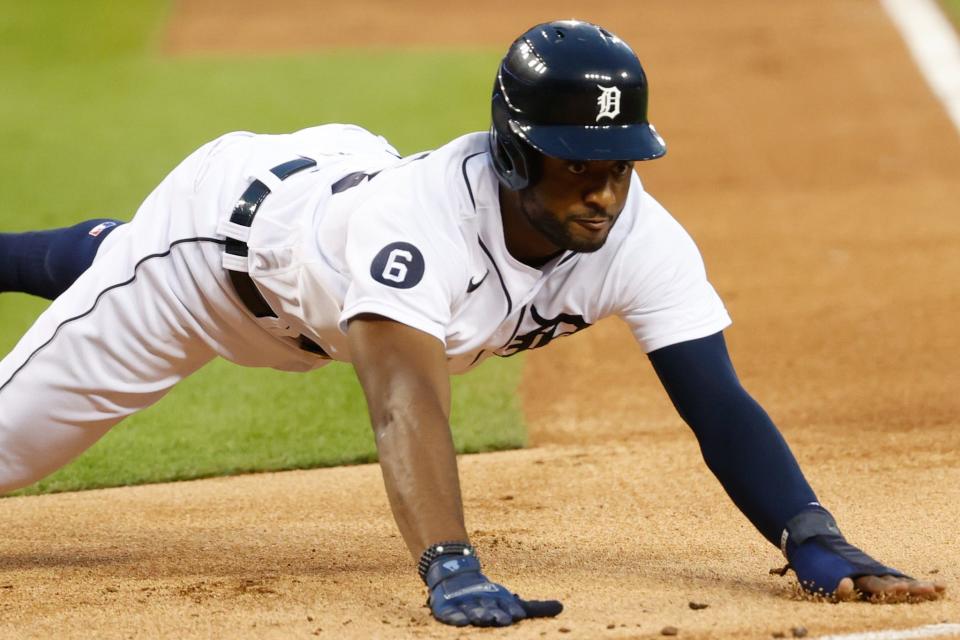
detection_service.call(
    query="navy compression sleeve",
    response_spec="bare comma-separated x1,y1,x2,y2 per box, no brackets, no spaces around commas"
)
647,332,817,546
0,218,122,299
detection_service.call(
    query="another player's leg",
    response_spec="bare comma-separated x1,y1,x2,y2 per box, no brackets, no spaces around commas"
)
0,218,124,298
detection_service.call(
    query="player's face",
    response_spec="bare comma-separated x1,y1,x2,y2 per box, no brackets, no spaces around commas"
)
518,156,634,253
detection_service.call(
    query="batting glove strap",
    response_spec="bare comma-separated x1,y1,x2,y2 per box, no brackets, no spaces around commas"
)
781,504,843,553
782,505,908,596
418,541,476,584
425,554,486,591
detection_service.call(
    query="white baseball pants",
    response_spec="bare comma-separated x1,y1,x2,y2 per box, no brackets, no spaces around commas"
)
0,133,326,492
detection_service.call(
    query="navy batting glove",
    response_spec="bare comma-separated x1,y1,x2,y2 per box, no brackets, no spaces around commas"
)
425,554,562,627
782,505,907,597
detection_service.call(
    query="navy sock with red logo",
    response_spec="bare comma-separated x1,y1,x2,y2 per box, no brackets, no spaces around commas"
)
0,218,123,300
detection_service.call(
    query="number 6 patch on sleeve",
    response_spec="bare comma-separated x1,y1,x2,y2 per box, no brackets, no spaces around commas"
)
370,242,425,289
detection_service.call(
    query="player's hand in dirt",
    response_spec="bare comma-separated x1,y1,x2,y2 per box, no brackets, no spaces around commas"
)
788,537,946,602
425,554,562,627
836,574,946,603
781,504,946,602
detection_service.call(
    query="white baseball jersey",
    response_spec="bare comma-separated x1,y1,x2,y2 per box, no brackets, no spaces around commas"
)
0,124,729,492
242,129,731,374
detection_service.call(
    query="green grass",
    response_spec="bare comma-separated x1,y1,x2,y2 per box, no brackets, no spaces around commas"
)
941,0,960,28
0,1,525,495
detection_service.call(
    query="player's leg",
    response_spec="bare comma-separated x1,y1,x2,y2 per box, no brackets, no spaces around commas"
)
0,218,124,298
0,129,322,493
0,134,238,493
0,229,220,493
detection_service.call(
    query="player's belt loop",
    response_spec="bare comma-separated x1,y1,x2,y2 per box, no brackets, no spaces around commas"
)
221,156,329,358
222,156,317,266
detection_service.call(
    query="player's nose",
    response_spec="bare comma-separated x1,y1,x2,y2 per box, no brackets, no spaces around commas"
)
583,179,618,213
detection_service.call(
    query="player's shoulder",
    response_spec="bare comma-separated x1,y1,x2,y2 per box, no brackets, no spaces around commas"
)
333,133,491,250
406,131,490,191
364,131,491,216
401,131,488,175
596,178,706,276
621,178,697,244
427,131,490,161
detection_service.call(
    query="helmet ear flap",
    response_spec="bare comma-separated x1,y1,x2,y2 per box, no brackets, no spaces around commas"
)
490,88,534,191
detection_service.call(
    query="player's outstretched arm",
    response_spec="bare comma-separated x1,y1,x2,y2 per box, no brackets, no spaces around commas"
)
347,314,562,627
648,331,945,602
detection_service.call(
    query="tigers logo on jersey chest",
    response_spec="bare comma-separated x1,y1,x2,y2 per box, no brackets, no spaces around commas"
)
502,305,591,356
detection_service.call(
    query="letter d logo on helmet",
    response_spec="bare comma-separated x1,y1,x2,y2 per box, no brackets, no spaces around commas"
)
489,20,667,190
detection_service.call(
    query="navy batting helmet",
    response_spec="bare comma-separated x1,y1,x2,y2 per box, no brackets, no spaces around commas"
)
490,20,667,190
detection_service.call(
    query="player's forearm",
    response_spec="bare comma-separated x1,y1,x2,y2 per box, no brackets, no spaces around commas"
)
689,392,816,545
372,397,469,559
346,315,467,560
649,332,818,546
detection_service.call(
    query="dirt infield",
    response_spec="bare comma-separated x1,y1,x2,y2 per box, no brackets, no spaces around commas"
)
3,1,959,638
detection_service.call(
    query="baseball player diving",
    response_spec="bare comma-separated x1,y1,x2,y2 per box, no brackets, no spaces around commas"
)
0,20,945,628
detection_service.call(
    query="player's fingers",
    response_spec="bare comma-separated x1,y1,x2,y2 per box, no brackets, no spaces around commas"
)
905,580,945,600
855,575,909,602
461,601,498,627
878,576,912,602
432,603,470,627
834,577,857,601
502,597,528,621
853,574,888,594
477,598,513,626
878,575,911,594
518,598,564,618
490,607,513,627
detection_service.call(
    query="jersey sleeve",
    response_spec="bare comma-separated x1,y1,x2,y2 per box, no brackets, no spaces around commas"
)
338,192,462,343
614,193,732,353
